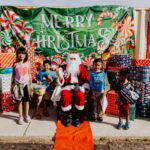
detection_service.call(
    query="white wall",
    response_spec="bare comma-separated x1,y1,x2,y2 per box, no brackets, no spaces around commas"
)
134,10,150,59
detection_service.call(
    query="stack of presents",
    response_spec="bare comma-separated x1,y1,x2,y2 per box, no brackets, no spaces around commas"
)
0,53,16,112
106,54,150,120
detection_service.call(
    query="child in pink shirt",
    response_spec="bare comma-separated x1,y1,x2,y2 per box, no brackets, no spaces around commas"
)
12,47,33,125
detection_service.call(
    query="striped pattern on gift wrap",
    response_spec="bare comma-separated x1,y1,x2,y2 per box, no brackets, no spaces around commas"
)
0,53,16,68
111,54,131,67
0,74,12,92
132,59,150,66
129,66,150,82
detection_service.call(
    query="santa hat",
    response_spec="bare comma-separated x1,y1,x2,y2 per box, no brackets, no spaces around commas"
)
68,52,79,59
66,52,81,64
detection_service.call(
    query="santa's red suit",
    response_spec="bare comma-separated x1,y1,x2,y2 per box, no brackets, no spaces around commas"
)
57,53,90,112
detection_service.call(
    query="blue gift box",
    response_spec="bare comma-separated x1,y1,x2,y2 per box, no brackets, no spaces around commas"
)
4,67,13,74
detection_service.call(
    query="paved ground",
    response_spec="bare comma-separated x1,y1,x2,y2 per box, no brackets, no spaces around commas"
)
0,106,150,139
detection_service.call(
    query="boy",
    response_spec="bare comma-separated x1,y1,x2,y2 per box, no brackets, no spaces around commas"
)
89,58,106,122
35,60,55,119
116,69,130,130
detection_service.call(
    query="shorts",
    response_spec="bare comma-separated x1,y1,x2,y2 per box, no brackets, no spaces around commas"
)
46,85,52,92
20,85,30,102
118,103,130,116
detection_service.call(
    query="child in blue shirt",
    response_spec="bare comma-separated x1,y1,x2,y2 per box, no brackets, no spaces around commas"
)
35,60,55,119
89,58,106,122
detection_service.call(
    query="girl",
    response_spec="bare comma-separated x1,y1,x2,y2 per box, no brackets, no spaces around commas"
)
12,47,33,125
89,58,106,122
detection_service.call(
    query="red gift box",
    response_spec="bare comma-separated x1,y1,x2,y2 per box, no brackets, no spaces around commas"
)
0,92,15,112
0,53,16,68
106,91,119,116
132,59,150,66
108,66,128,71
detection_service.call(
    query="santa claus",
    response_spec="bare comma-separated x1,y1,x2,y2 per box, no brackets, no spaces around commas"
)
57,52,90,127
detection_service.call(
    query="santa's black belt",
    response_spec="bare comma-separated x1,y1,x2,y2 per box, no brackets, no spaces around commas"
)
62,83,82,87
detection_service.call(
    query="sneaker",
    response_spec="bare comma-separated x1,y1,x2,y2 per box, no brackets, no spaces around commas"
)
125,122,130,130
117,122,122,129
24,116,31,123
97,116,103,122
89,116,98,122
18,117,24,125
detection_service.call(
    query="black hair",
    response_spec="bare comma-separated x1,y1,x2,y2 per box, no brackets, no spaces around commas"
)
16,47,28,62
120,69,129,77
43,60,51,66
93,58,103,64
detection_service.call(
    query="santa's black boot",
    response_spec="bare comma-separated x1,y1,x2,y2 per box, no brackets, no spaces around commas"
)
73,109,81,127
63,111,72,127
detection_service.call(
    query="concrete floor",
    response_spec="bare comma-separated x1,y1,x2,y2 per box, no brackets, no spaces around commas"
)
0,107,150,138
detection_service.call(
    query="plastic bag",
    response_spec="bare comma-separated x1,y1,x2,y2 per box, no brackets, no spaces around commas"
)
100,95,108,114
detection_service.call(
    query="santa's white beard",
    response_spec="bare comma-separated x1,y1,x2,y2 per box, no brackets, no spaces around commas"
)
66,60,80,83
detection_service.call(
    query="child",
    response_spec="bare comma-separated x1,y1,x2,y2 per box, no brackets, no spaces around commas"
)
89,58,106,122
35,60,55,119
116,69,130,130
12,47,33,125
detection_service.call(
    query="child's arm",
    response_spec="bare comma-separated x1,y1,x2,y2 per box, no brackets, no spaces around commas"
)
36,70,43,85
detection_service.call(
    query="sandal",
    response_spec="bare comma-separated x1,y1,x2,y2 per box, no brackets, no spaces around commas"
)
34,111,41,119
43,110,50,117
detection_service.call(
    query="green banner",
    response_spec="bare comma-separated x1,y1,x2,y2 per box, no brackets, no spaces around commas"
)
0,6,134,60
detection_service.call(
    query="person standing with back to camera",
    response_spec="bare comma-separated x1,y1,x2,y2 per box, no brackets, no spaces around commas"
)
12,47,33,125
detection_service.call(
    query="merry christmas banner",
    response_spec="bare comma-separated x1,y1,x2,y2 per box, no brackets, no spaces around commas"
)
0,6,135,61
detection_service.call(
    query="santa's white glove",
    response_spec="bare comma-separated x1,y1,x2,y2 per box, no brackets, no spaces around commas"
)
79,86,85,93
58,68,64,79
81,83,90,93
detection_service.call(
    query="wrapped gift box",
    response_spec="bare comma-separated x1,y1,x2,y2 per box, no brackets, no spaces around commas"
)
106,91,119,116
120,82,141,104
0,53,16,68
131,81,145,102
132,59,150,66
0,74,12,92
136,101,150,118
32,83,46,95
145,82,150,100
129,66,150,82
108,66,128,71
111,54,131,67
130,104,136,121
0,67,13,74
0,92,15,112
